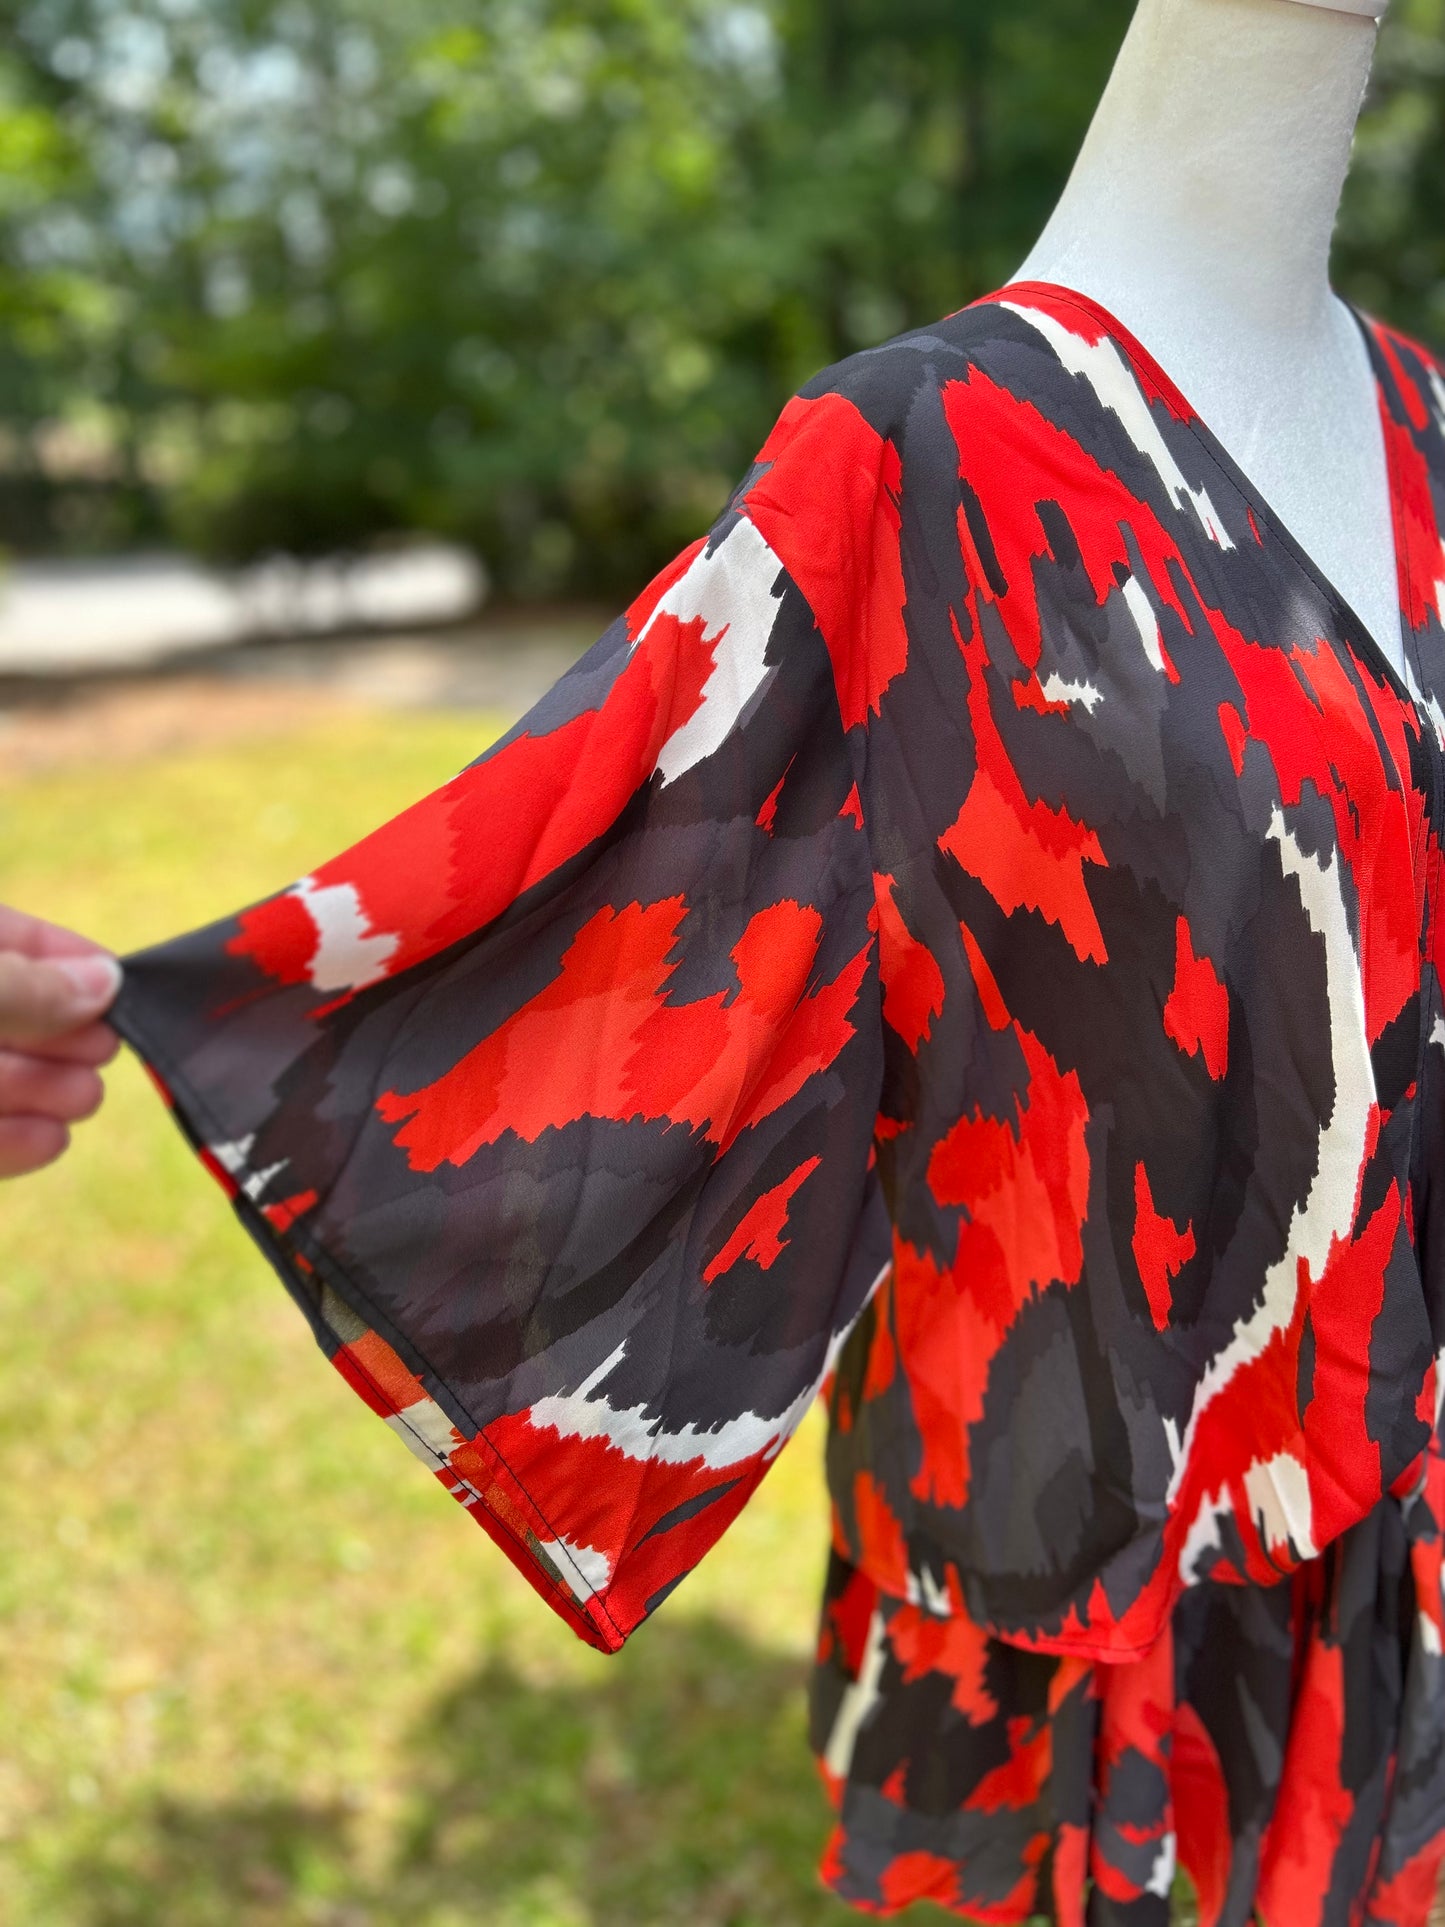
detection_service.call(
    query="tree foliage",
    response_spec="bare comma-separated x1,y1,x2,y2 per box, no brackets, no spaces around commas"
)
0,0,1441,595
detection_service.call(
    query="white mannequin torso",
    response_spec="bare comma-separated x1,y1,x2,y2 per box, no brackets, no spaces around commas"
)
1010,0,1405,677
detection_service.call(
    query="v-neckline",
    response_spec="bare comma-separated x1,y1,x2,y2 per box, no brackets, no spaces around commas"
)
979,277,1423,715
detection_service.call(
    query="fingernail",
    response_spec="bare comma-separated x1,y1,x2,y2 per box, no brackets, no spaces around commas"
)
54,954,123,1009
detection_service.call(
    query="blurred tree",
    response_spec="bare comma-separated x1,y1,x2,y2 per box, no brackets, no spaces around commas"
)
0,0,1439,596
1335,0,1445,342
0,26,118,549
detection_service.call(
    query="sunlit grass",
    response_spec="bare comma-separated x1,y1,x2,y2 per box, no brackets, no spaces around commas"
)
0,707,930,1927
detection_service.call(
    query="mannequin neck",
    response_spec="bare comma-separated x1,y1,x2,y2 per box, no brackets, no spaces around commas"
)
1014,0,1379,336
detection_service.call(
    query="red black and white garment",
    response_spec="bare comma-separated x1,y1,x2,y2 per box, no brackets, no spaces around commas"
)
112,281,1445,1925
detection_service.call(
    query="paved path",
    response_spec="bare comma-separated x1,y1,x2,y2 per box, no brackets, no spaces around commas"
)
0,547,487,676
0,606,608,780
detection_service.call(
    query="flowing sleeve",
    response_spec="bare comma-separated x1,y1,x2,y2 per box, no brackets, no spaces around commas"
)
109,438,894,1654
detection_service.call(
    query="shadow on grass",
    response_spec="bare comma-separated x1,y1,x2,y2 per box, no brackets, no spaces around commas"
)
41,1614,884,1927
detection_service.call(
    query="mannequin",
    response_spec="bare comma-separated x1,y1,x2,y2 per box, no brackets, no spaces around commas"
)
1012,0,1404,675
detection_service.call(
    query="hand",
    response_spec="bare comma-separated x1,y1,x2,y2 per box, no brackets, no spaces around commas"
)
0,907,122,1179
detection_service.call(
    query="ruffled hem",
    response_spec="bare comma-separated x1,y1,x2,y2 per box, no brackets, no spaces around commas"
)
807,1501,1445,1927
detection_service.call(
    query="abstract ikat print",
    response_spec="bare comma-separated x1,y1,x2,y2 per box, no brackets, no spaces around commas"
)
113,281,1445,1923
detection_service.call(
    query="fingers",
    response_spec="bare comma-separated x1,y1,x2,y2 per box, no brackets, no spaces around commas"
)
0,913,122,1177
0,949,123,1048
0,1047,109,1180
27,1022,120,1068
0,906,112,963
0,1116,70,1180
0,1050,105,1124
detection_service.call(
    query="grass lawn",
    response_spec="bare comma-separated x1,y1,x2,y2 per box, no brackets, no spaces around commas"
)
0,697,1211,1925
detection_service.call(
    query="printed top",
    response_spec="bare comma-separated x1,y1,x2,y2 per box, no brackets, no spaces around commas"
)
111,281,1445,1903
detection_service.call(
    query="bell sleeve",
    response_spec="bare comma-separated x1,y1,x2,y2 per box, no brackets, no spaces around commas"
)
109,461,893,1655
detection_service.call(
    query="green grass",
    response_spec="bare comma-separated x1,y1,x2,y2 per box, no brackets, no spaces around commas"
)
0,708,930,1927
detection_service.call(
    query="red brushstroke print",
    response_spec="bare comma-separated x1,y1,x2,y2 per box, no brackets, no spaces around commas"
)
1256,1644,1353,1927
745,391,910,729
1300,1163,1397,1547
703,1156,822,1283
853,1469,911,1595
375,897,870,1170
1367,1839,1445,1926
232,574,727,994
967,1719,1052,1813
959,918,1012,1030
892,1233,990,1511
1217,701,1246,777
873,871,946,1049
1051,1823,1089,1927
261,1188,319,1236
882,1027,1091,1516
1163,916,1229,1080
756,770,787,834
1374,323,1432,433
940,553,1108,961
1383,408,1445,636
1132,1160,1196,1332
1173,1703,1232,1927
927,1027,1092,1314
230,887,324,987
875,1852,964,1912
888,1598,998,1723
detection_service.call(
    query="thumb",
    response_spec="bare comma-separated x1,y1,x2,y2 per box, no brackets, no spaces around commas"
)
53,953,124,1011
0,950,123,1046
